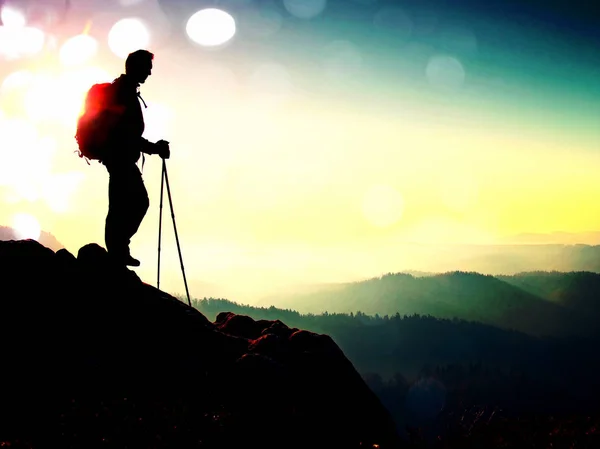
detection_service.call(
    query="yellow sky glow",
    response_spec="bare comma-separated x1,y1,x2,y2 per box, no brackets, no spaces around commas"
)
1,58,599,302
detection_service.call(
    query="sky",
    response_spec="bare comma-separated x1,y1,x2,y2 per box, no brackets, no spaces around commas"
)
0,0,599,302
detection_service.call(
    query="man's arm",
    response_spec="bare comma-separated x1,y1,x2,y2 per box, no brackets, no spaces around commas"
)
141,138,170,158
141,137,157,154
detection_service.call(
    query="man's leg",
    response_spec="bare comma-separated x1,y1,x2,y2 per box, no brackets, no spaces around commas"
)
105,166,130,261
105,164,148,266
122,165,149,256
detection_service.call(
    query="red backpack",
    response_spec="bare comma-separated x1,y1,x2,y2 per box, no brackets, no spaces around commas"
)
75,82,122,164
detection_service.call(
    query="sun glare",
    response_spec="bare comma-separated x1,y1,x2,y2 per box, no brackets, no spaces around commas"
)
23,73,55,122
0,25,45,58
0,118,38,186
12,213,41,241
362,184,405,228
186,8,236,47
1,69,33,91
43,172,86,213
23,67,111,126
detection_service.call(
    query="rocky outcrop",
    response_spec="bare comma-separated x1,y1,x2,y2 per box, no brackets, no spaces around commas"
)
0,239,401,449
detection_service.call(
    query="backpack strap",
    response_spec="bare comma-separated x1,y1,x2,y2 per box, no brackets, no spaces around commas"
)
137,89,148,173
137,90,148,109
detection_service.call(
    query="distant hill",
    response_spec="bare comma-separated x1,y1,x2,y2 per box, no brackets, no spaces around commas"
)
244,242,600,306
499,271,600,320
499,231,600,245
392,243,600,274
192,296,543,377
261,271,600,338
0,226,64,252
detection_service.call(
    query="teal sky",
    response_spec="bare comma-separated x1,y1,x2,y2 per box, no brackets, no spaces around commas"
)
192,0,600,144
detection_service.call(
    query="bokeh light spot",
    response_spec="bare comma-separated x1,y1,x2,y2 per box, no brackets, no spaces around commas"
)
0,25,45,58
1,69,33,92
19,26,45,55
1,70,33,112
1,6,26,29
108,18,150,59
59,34,98,66
283,0,327,19
426,55,465,91
186,8,236,47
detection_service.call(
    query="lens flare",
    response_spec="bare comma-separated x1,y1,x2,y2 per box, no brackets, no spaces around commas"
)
108,18,150,59
283,0,327,19
1,69,33,91
426,55,466,91
59,34,98,66
23,67,111,126
186,8,236,47
20,26,45,55
12,213,41,241
0,6,26,29
0,25,44,58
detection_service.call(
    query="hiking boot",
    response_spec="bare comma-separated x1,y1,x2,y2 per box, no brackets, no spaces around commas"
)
108,251,141,267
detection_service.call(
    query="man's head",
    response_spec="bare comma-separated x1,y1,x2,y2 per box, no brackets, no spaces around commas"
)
125,49,154,84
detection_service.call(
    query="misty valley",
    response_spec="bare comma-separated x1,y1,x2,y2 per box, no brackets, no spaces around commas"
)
190,269,600,445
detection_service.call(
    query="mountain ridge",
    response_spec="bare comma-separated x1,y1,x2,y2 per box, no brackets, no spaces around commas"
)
0,225,64,252
259,270,599,338
0,238,400,448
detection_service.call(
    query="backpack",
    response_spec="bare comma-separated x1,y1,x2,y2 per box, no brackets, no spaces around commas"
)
75,82,121,164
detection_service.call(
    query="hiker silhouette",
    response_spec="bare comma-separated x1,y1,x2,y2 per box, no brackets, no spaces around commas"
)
102,49,170,267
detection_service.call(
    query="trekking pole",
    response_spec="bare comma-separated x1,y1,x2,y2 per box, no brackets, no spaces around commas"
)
162,159,191,307
157,157,166,290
